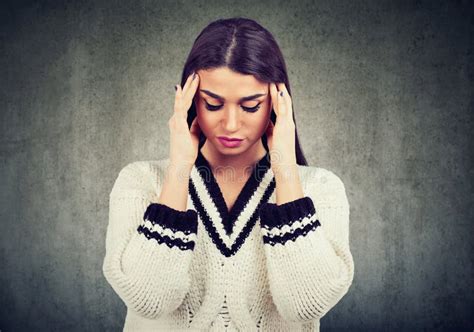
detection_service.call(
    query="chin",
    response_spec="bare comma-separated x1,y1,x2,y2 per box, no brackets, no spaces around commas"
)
216,144,245,154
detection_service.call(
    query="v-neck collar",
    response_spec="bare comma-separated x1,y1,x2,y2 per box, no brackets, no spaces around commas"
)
189,148,276,257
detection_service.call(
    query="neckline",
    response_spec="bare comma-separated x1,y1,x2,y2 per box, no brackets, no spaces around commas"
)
194,148,271,235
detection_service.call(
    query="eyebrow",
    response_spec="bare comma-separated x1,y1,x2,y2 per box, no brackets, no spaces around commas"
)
200,89,266,102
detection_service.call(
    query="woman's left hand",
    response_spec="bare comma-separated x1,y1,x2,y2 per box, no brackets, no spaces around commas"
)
266,82,297,172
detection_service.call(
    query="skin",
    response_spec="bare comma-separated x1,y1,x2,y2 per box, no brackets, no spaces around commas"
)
193,67,272,180
167,66,304,210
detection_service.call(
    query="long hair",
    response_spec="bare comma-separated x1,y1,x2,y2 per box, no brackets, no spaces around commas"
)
180,17,309,166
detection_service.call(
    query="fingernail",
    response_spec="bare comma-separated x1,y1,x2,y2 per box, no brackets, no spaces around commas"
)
192,72,196,80
280,91,283,96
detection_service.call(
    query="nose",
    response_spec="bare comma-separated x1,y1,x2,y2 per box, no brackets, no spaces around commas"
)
222,107,240,132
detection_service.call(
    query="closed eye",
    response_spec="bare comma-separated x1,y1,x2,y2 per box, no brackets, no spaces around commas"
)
204,101,261,113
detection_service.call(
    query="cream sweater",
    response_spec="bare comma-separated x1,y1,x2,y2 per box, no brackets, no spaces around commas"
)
102,149,354,331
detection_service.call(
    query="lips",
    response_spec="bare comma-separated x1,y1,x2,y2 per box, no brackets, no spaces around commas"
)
218,136,243,142
217,137,243,148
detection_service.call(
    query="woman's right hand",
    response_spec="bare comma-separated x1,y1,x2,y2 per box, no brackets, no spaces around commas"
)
168,71,201,168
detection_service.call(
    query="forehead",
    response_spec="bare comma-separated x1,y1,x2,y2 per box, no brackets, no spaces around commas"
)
197,67,268,98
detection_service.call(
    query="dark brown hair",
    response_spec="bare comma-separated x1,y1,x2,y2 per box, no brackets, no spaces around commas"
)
180,17,308,166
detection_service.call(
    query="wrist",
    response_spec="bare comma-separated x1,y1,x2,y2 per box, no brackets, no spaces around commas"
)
165,162,193,180
271,163,299,182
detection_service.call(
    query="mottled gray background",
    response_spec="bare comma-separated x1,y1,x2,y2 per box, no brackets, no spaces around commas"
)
1,0,473,331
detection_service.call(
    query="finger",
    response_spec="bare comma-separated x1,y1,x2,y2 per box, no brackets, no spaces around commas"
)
269,82,279,117
183,71,200,102
174,84,183,114
174,72,198,118
174,86,189,119
278,83,292,118
189,116,201,137
182,71,195,96
276,83,287,117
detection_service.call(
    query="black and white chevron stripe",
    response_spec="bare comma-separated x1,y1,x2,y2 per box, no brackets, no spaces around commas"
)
189,149,275,257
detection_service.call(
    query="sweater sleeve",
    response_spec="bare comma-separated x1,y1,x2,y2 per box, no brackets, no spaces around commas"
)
102,161,198,320
258,169,354,323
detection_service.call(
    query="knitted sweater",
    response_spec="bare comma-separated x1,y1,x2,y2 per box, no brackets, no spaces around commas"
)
102,149,354,331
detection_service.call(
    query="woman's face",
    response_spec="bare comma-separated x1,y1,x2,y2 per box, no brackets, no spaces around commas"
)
193,67,272,156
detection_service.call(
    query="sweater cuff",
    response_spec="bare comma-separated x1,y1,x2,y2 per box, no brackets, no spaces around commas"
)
259,196,321,246
259,196,315,228
143,203,198,234
137,203,198,251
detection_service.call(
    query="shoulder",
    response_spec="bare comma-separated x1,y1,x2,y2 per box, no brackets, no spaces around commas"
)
109,157,170,199
297,164,349,208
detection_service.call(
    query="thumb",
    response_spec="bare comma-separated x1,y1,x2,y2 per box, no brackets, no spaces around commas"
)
265,120,274,137
189,117,201,137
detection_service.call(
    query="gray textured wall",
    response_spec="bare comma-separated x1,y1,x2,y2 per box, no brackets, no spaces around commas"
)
1,0,472,331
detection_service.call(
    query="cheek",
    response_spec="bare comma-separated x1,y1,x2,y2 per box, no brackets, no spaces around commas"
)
249,109,271,136
196,108,217,134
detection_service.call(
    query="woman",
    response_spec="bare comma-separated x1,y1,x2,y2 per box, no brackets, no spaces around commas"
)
103,17,354,331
